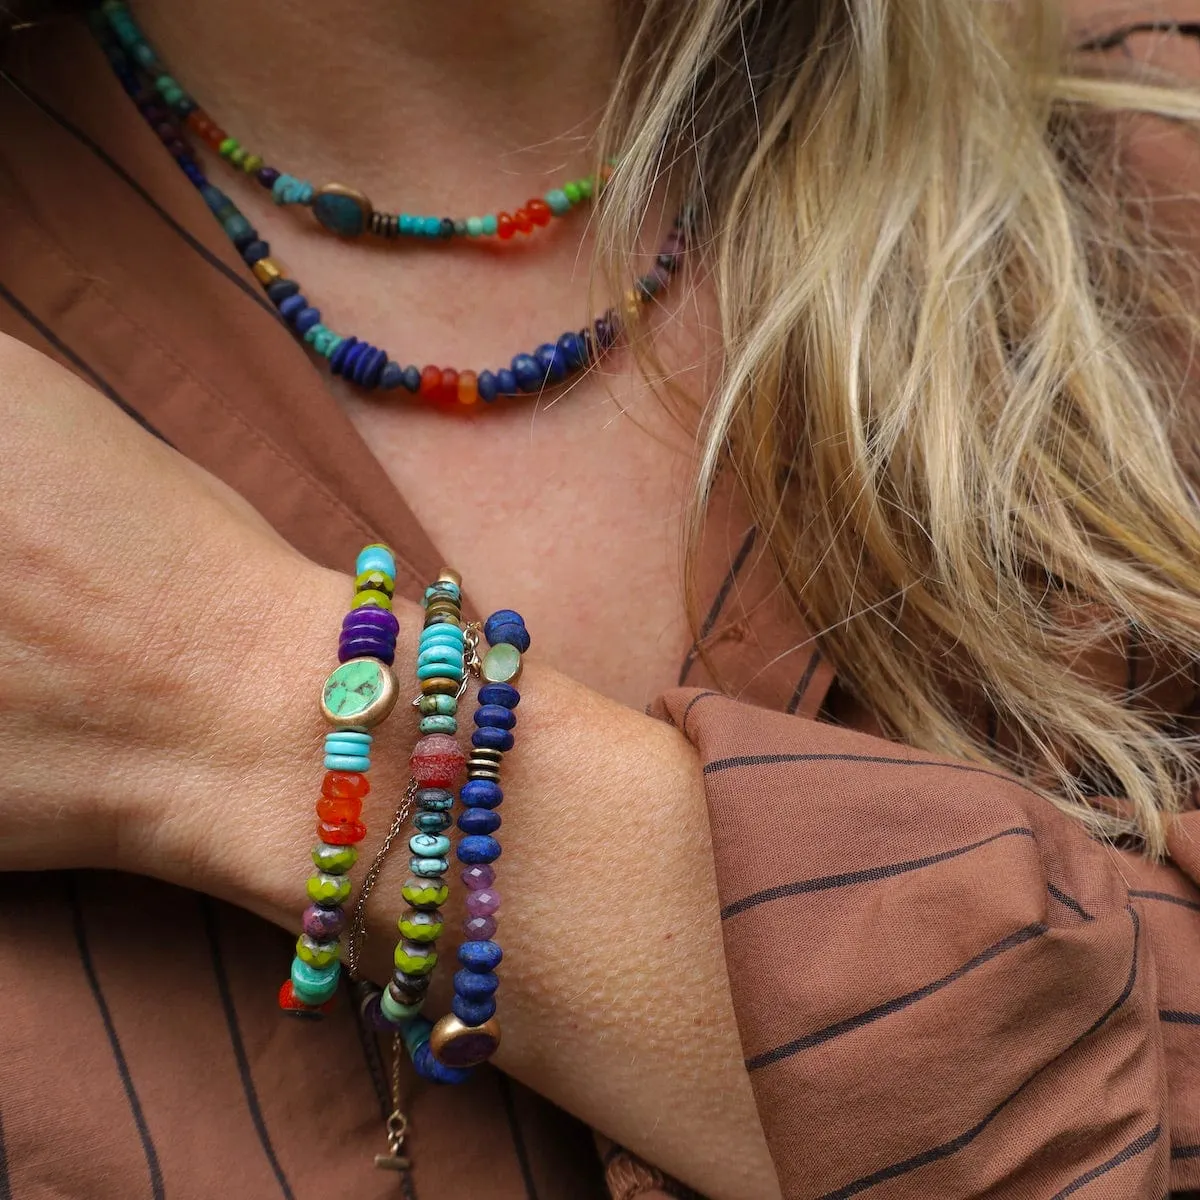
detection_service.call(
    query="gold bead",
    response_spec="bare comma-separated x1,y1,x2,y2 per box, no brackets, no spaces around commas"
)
437,568,463,589
429,1013,501,1069
421,677,460,697
470,747,503,763
252,257,285,285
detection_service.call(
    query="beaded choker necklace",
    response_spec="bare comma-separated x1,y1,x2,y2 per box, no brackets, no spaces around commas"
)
92,1,685,407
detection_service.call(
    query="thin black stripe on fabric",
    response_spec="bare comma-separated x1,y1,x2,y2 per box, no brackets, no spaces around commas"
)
816,905,1141,1200
677,526,757,686
679,690,719,738
1047,883,1094,922
721,827,1036,920
1161,1010,1200,1025
66,874,165,1200
0,69,277,319
1174,1146,1200,1160
1130,889,1200,914
786,648,824,716
1048,1125,1161,1200
746,922,1047,1071
199,897,296,1200
497,1073,539,1200
0,276,168,443
0,1100,11,1200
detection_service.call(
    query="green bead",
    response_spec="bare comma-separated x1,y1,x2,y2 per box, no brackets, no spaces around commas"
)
481,642,522,684
418,694,458,716
295,934,340,968
578,176,594,198
545,188,570,215
321,657,396,727
291,956,340,1004
398,908,445,944
306,871,351,905
394,940,437,976
453,219,468,235
419,715,457,735
402,876,449,910
481,214,498,236
229,146,247,167
311,842,358,874
466,216,484,237
563,181,582,204
323,335,344,359
243,154,264,174
218,137,239,158
380,989,423,1022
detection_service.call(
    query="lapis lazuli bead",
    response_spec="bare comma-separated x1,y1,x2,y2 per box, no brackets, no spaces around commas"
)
460,779,503,809
242,240,269,264
402,365,422,392
478,683,520,710
458,940,503,971
453,968,499,999
511,354,542,393
496,368,517,395
294,307,321,334
458,807,501,836
452,994,498,1025
267,279,300,304
472,726,514,752
557,331,585,370
477,370,498,402
279,294,306,321
380,361,404,389
457,835,501,865
474,704,516,731
412,1040,473,1086
534,342,566,382
330,337,357,372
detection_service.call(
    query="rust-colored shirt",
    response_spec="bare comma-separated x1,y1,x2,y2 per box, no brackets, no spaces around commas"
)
2,16,1199,1200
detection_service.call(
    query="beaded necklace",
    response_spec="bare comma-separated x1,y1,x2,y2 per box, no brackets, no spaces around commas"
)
92,1,685,407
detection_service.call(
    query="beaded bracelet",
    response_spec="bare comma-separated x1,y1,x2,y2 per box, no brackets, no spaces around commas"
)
278,543,401,1016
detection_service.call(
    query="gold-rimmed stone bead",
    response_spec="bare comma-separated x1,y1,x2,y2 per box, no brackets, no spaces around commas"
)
252,257,285,285
311,183,373,238
429,1014,501,1069
481,642,522,685
320,658,400,729
437,568,463,589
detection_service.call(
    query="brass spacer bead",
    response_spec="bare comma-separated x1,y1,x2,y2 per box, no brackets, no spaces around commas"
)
252,257,285,285
437,568,463,588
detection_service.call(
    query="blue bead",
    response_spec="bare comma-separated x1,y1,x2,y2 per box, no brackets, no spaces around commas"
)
474,704,516,731
460,779,503,809
451,994,497,1025
230,227,257,251
380,361,404,389
399,214,414,235
557,331,585,370
266,279,300,304
412,1040,473,1085
330,337,358,373
278,293,306,320
424,216,442,237
458,807,501,835
472,727,514,752
534,342,566,382
511,354,542,393
457,835,501,864
458,940,503,971
453,968,499,999
486,623,531,653
294,307,321,334
242,240,269,264
476,370,498,402
357,347,386,389
478,683,520,709
484,609,524,633
401,365,422,392
325,753,372,772
340,343,368,380
355,544,395,576
496,368,517,395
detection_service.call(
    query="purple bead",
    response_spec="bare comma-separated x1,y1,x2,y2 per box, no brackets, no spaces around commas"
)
435,1028,499,1069
338,636,395,665
302,904,345,940
461,864,495,891
466,888,500,917
361,992,398,1032
342,607,400,634
464,915,497,941
257,165,281,188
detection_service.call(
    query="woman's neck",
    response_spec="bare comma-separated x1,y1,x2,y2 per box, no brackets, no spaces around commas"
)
131,0,623,200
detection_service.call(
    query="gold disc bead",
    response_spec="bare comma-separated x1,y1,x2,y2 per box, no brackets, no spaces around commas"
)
437,568,463,589
429,1014,501,1069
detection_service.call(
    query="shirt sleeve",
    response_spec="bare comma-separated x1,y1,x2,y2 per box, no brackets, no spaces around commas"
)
651,687,1200,1199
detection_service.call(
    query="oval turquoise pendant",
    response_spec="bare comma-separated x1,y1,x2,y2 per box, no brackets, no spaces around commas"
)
320,657,399,728
312,184,372,238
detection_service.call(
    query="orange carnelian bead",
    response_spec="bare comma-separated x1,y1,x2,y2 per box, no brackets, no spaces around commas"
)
419,365,442,400
527,198,552,226
278,979,335,1016
321,770,369,800
439,368,459,404
496,212,516,240
316,793,363,824
513,209,534,234
458,370,478,406
318,818,367,845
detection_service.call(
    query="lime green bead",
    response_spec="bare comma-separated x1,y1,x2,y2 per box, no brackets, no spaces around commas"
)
229,146,247,167
563,181,582,205
311,842,358,874
306,871,351,905
579,176,595,198
402,876,449,911
243,154,264,174
295,934,340,968
398,908,445,944
395,940,438,975
355,569,395,596
218,137,239,158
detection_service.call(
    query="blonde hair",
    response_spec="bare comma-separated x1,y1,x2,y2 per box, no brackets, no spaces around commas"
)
596,0,1200,855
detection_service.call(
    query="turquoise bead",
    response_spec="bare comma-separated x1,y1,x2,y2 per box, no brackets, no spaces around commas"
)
380,989,423,1023
313,188,369,237
423,216,441,236
424,581,462,604
416,662,463,681
356,545,396,576
324,752,371,772
419,715,458,735
481,214,498,236
418,694,458,716
324,730,372,755
411,855,449,878
410,833,451,858
291,956,340,1005
466,216,484,237
417,646,463,667
414,809,452,833
399,214,415,234
322,335,344,359
420,634,464,653
545,188,571,215
400,1014,434,1058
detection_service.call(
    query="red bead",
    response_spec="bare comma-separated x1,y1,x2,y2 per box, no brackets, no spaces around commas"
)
513,209,534,234
278,980,335,1016
322,771,370,800
318,819,367,845
496,212,516,240
316,793,363,824
527,199,552,226
439,368,459,405
420,365,442,400
410,734,466,788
